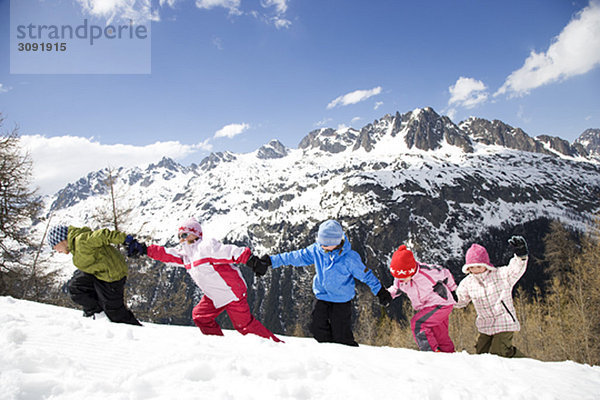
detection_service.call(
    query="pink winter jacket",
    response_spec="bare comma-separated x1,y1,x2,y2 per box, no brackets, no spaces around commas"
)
387,263,457,311
455,255,527,335
147,238,251,308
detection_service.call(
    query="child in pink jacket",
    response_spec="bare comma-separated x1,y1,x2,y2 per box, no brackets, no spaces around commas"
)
387,245,457,352
454,236,528,357
134,217,281,342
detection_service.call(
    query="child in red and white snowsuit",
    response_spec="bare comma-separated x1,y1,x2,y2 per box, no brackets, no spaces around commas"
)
143,218,281,342
387,245,457,352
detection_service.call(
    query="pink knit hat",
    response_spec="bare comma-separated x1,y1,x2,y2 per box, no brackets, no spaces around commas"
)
462,243,495,274
178,217,203,239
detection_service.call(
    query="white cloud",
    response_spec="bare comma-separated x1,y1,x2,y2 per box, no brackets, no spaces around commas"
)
76,0,156,23
517,105,531,123
446,108,457,121
0,83,11,93
195,0,242,15
260,0,291,28
351,117,361,124
496,1,600,97
314,117,333,127
272,16,292,29
212,36,224,50
159,0,179,7
448,77,489,109
261,0,288,14
19,135,212,195
214,123,250,138
374,101,384,110
327,86,382,109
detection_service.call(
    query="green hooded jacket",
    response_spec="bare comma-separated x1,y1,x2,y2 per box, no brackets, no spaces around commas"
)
67,226,129,282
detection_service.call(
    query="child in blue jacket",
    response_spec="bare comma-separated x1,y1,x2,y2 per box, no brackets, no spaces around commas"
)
255,220,392,346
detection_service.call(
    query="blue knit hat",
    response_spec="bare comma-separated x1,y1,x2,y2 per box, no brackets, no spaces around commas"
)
48,225,69,248
317,220,344,246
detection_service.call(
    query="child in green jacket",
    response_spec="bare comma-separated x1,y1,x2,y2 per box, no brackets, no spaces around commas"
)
48,225,142,325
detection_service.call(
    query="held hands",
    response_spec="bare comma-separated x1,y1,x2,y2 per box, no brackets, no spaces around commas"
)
124,235,147,258
246,254,271,277
376,287,393,307
508,235,528,258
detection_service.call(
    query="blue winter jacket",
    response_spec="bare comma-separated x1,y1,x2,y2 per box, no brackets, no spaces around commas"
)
270,236,382,303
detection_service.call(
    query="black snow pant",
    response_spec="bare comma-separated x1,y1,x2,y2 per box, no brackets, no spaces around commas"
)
309,299,358,346
68,270,141,326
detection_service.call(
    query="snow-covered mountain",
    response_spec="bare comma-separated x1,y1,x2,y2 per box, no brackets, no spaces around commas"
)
3,297,599,399
39,107,600,333
575,128,600,156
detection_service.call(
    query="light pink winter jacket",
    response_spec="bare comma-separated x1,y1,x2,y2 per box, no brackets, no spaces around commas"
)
387,263,457,311
455,255,527,335
148,238,251,308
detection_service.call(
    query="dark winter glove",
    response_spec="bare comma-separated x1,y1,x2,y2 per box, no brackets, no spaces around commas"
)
451,290,458,303
246,254,269,277
432,279,449,300
260,254,272,267
127,239,147,258
508,235,528,258
376,287,392,307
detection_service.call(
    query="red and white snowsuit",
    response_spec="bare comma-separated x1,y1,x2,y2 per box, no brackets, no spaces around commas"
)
147,238,280,341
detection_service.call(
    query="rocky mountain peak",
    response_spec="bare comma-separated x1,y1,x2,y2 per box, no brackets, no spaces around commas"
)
257,139,289,159
576,129,600,156
199,152,237,171
459,118,547,154
353,112,403,152
403,107,473,152
536,135,588,158
298,127,359,154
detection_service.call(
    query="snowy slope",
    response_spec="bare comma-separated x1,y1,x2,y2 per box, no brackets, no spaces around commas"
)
1,297,599,400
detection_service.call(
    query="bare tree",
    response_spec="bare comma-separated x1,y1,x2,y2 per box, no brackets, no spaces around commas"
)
0,115,56,298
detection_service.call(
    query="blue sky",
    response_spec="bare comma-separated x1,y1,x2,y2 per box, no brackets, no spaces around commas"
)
1,0,599,194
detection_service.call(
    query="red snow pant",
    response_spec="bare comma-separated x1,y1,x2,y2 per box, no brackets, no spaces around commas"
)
192,295,282,342
411,304,454,352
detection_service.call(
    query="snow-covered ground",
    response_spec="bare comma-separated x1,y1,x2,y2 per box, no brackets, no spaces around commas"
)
1,297,599,400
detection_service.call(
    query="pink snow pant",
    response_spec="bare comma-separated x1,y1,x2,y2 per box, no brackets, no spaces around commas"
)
410,305,455,352
192,296,282,342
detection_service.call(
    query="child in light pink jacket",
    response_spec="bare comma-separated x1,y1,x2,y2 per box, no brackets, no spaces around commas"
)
387,245,457,352
454,236,528,357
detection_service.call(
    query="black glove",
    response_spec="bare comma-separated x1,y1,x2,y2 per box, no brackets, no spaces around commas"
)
432,279,449,300
376,287,392,307
127,238,147,258
508,235,528,257
246,254,269,277
260,255,272,266
451,290,458,302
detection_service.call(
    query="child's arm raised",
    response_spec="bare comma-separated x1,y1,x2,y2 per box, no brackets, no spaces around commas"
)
501,236,529,285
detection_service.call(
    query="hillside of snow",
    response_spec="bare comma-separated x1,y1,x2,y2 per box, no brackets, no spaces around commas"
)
1,297,599,400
